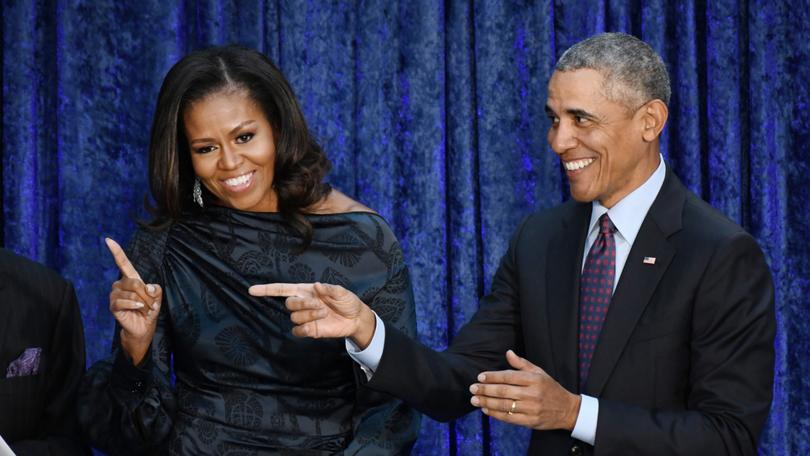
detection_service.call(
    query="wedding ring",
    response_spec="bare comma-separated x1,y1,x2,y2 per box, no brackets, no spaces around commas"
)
508,399,517,415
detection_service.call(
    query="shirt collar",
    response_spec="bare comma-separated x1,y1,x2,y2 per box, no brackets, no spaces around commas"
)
587,154,666,244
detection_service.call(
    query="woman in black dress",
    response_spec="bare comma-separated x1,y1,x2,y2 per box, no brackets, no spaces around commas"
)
79,46,419,455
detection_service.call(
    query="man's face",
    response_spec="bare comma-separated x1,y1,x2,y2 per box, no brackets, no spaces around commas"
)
545,69,658,208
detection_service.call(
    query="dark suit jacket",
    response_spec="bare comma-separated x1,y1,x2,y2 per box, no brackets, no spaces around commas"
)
0,249,90,455
367,170,775,455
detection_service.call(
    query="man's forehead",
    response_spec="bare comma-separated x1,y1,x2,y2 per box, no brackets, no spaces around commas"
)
546,69,607,107
548,68,606,91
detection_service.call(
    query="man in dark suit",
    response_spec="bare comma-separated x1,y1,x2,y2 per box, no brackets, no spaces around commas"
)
250,32,775,455
0,248,89,455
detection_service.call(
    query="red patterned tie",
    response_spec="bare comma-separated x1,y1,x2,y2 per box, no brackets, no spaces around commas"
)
578,213,617,390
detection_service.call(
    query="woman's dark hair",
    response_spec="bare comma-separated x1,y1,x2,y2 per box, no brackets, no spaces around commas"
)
146,45,332,245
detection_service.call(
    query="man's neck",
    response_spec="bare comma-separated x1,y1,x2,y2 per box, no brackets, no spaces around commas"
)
599,151,661,208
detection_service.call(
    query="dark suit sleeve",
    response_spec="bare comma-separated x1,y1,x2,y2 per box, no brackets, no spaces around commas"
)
596,232,775,456
343,225,420,454
366,216,529,422
10,282,90,456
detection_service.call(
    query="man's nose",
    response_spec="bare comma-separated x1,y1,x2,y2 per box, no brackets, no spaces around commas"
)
549,121,578,153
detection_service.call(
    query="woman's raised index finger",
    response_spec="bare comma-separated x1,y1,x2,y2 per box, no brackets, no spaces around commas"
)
105,237,142,280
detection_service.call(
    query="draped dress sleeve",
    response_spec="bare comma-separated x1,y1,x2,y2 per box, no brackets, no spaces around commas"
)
78,226,177,455
341,215,421,455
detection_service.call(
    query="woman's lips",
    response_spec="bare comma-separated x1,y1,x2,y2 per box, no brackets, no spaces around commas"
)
221,170,255,192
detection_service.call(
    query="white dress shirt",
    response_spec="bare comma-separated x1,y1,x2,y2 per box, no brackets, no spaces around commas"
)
347,155,667,447
571,155,666,444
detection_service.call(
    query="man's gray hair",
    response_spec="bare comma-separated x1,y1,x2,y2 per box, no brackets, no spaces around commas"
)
556,32,671,109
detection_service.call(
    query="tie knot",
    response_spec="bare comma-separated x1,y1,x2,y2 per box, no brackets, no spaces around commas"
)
598,213,617,235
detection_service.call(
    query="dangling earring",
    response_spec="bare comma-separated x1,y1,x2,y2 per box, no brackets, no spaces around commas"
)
193,178,204,207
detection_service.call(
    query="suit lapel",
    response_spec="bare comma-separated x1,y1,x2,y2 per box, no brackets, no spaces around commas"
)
0,265,11,352
546,202,591,392
585,171,686,395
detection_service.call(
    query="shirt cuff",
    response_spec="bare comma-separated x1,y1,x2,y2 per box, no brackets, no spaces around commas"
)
570,394,599,445
345,312,385,380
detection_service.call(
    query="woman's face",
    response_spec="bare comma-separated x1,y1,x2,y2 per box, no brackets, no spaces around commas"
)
183,89,278,212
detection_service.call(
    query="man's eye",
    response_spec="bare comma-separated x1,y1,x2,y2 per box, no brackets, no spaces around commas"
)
236,133,254,144
195,145,216,154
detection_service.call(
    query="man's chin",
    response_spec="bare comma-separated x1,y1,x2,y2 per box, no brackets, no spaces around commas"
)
568,190,595,203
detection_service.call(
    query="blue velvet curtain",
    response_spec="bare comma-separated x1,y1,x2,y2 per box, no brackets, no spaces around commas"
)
2,1,806,454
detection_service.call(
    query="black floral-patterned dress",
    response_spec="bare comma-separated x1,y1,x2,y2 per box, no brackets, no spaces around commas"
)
79,208,420,455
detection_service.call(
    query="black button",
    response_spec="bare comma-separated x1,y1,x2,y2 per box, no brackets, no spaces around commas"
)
569,444,582,456
132,380,144,393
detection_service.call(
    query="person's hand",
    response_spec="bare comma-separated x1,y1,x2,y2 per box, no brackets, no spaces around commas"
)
248,282,377,348
105,238,163,366
469,350,581,431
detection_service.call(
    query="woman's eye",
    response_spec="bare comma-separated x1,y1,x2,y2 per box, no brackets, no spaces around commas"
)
236,133,254,144
575,116,589,125
195,145,217,154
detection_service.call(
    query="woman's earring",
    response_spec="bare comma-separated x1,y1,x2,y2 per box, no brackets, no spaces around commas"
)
193,179,204,207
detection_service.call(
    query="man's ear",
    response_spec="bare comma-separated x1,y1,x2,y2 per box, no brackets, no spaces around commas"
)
639,99,668,142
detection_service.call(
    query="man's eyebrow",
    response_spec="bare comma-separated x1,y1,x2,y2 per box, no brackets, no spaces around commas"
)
566,108,596,119
544,106,598,120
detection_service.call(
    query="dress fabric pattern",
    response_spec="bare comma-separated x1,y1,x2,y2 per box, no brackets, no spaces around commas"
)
78,208,419,455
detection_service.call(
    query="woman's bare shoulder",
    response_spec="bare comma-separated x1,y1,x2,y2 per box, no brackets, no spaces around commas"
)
307,189,378,215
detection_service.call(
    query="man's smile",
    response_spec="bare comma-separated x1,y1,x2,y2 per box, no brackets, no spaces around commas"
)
563,158,596,173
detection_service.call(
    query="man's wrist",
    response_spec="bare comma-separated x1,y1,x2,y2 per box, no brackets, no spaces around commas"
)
345,312,385,377
349,306,376,350
566,393,583,431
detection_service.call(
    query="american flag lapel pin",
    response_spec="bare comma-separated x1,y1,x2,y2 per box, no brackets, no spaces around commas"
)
643,256,656,265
